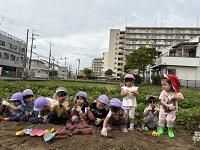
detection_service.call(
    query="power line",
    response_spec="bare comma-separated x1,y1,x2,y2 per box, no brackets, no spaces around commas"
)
0,14,28,30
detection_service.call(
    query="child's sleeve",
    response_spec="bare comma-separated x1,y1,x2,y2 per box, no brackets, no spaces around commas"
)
159,90,165,100
143,107,148,113
107,110,112,117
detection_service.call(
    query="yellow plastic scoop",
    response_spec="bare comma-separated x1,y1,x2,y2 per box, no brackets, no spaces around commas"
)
16,130,25,136
44,128,55,136
152,131,160,136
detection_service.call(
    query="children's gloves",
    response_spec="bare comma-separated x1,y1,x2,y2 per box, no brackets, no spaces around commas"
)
167,104,176,111
94,118,101,125
1,100,10,106
147,106,152,111
168,95,174,101
76,106,83,114
54,101,60,107
101,127,107,136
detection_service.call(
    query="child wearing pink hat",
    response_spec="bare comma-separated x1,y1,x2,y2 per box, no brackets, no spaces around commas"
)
89,94,109,126
158,73,184,138
120,74,139,130
101,98,128,137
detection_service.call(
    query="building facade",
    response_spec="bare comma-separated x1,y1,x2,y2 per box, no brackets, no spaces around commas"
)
92,58,103,76
103,27,200,78
0,30,26,77
148,36,200,87
102,29,125,78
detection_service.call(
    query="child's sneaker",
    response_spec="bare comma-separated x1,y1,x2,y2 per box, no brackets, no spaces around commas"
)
106,124,112,131
143,127,148,132
0,116,5,122
120,125,128,132
128,127,134,131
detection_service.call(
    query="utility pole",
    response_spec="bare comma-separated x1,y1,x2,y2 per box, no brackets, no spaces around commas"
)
48,42,54,78
64,57,67,78
28,30,38,74
52,57,55,77
22,29,29,78
77,59,80,75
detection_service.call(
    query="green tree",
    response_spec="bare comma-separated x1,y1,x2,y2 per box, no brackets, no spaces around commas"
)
83,68,93,78
105,69,114,76
124,47,157,81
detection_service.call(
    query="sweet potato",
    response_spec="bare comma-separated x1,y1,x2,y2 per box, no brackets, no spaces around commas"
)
89,125,97,129
66,122,73,129
87,109,95,121
107,133,115,138
57,129,67,135
68,125,77,131
72,129,82,135
55,127,64,134
80,128,94,135
55,135,69,139
77,123,89,129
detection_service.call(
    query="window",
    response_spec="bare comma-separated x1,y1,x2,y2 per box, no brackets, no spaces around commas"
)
10,54,16,61
0,40,5,46
0,52,1,58
21,57,24,63
167,69,176,75
3,53,9,59
20,48,25,53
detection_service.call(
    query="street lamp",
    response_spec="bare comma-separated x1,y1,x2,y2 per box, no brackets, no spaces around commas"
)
77,59,80,75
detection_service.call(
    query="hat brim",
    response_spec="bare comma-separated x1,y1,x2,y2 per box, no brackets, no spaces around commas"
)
34,107,42,111
98,99,108,105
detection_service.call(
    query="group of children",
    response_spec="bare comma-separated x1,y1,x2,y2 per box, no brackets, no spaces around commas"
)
0,73,184,138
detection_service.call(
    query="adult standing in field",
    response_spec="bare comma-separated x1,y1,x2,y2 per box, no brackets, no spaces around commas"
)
120,74,139,130
158,73,184,138
48,87,70,125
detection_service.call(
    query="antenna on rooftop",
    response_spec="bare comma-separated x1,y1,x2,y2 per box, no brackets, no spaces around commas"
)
161,14,162,27
126,13,127,27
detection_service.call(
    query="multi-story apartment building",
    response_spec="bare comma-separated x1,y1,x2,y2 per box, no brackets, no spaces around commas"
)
103,27,200,78
102,29,125,77
0,30,26,77
92,58,103,76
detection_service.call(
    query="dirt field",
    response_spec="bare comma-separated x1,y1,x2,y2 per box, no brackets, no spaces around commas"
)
0,122,199,150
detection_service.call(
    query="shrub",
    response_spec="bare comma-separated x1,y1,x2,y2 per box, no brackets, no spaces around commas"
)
151,74,161,85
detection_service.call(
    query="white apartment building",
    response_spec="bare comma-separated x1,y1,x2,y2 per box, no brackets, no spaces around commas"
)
0,30,26,77
102,29,125,77
148,36,200,87
103,27,200,78
92,58,103,76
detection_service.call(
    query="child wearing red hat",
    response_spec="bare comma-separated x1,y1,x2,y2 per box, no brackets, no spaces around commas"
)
158,73,184,138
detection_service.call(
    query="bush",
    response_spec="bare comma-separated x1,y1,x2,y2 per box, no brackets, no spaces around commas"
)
151,74,161,85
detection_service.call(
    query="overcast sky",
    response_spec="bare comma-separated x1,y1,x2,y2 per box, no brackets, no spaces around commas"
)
0,0,200,70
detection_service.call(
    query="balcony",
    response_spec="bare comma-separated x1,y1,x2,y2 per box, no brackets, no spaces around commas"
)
155,56,200,67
